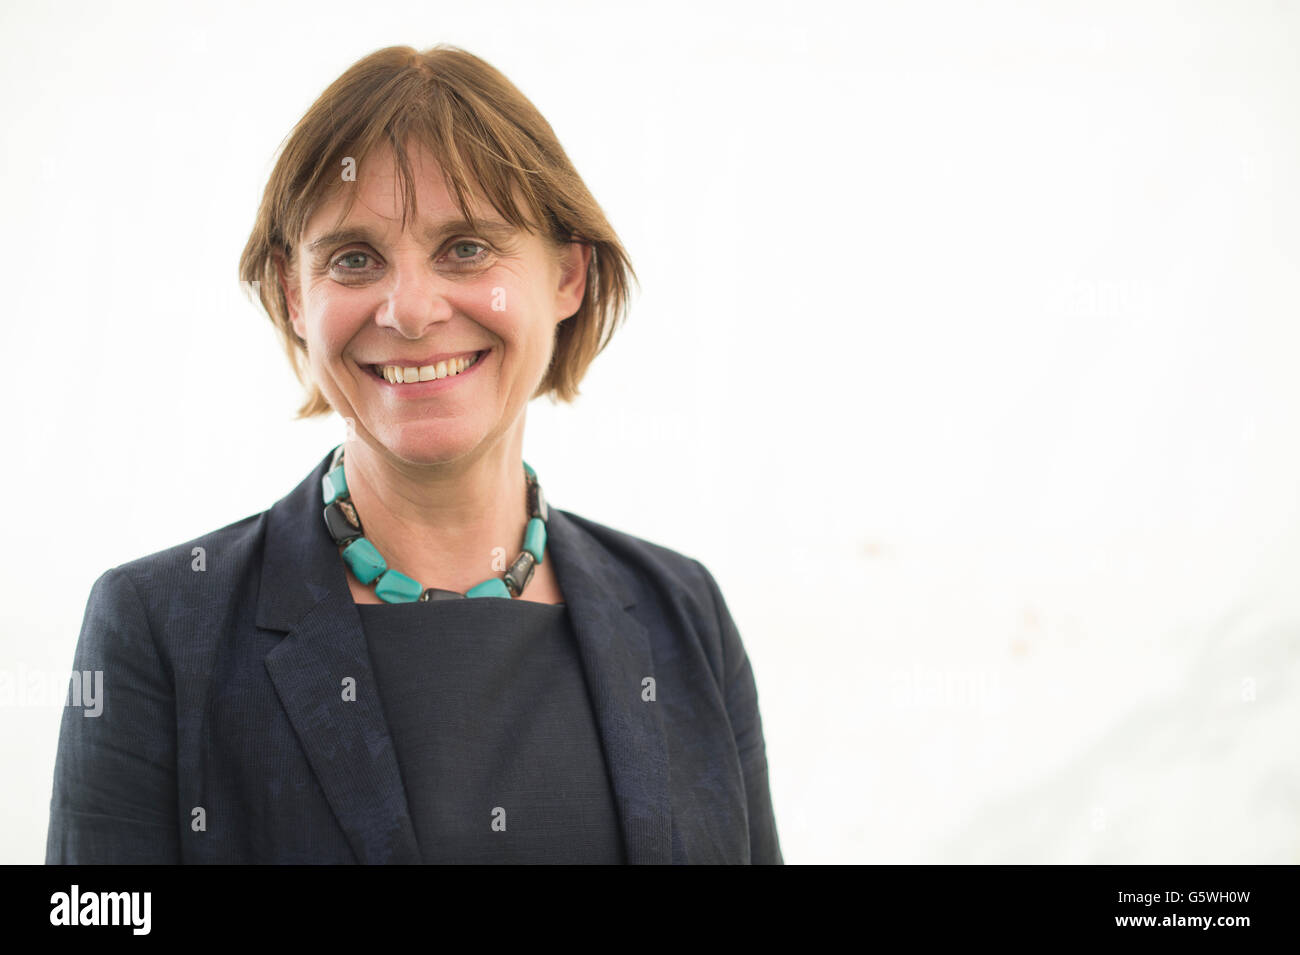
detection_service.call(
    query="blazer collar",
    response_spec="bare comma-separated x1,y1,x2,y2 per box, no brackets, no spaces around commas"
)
257,448,671,864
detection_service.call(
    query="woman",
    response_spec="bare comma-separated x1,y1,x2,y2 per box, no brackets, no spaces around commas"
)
45,44,781,864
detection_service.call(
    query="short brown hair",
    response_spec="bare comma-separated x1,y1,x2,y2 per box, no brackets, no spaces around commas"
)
239,44,637,418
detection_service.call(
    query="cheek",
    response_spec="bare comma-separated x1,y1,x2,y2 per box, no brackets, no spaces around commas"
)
305,286,371,354
473,280,551,352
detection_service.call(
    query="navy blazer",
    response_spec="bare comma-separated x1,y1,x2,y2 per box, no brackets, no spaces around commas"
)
45,449,782,864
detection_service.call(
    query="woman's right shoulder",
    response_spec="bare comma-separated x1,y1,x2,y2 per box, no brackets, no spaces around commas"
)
88,507,271,612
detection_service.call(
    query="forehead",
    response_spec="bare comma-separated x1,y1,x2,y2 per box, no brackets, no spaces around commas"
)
306,141,493,237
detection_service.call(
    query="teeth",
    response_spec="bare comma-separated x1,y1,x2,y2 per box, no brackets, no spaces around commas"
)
378,352,480,384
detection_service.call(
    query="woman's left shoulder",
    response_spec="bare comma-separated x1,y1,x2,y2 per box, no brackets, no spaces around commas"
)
550,506,724,605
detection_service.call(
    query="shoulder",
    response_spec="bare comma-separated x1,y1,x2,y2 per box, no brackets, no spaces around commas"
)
550,505,727,624
115,508,266,578
70,507,271,678
552,505,711,577
551,506,750,706
88,508,269,619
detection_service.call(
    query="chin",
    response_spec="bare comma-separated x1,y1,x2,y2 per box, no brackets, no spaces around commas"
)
369,422,483,465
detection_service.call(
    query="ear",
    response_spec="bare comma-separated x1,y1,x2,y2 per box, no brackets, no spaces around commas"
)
274,250,306,340
554,241,591,324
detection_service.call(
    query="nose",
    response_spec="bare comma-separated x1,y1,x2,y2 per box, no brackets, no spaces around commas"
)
373,254,455,338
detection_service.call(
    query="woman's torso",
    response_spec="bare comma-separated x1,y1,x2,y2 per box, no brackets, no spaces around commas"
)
355,596,626,863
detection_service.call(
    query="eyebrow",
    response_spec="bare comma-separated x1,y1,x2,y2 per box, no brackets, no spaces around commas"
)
306,218,520,256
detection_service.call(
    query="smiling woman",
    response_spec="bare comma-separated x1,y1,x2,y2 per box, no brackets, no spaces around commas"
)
268,135,593,606
44,43,782,865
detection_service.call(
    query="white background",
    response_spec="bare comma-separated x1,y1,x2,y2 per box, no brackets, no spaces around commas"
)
2,0,1297,863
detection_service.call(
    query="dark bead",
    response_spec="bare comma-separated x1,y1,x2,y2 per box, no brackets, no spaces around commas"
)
527,481,548,522
420,588,466,601
503,551,536,597
323,503,363,545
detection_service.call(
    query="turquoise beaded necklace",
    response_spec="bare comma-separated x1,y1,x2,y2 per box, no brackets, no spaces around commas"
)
320,444,549,603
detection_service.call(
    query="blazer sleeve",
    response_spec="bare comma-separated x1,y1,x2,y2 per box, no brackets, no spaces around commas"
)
693,559,784,864
46,567,181,864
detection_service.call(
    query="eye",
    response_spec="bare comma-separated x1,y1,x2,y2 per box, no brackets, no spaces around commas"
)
332,250,375,271
444,240,492,266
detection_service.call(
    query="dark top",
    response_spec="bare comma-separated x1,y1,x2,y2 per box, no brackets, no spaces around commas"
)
356,598,627,864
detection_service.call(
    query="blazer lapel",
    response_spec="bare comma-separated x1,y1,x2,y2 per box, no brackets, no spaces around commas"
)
257,449,672,865
258,450,422,864
545,507,673,864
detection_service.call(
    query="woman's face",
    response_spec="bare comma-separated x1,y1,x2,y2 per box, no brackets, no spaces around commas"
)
279,142,588,467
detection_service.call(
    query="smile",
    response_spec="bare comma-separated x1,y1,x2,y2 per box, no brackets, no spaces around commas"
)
367,350,487,385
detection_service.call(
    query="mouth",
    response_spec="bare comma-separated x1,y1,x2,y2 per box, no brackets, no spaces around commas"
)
366,349,489,386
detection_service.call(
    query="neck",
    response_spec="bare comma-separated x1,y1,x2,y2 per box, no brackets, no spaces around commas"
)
340,426,532,594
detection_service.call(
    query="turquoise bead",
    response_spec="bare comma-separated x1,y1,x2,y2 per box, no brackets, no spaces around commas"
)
465,577,511,598
342,537,386,584
376,569,423,603
522,460,536,481
523,517,546,564
322,467,348,506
